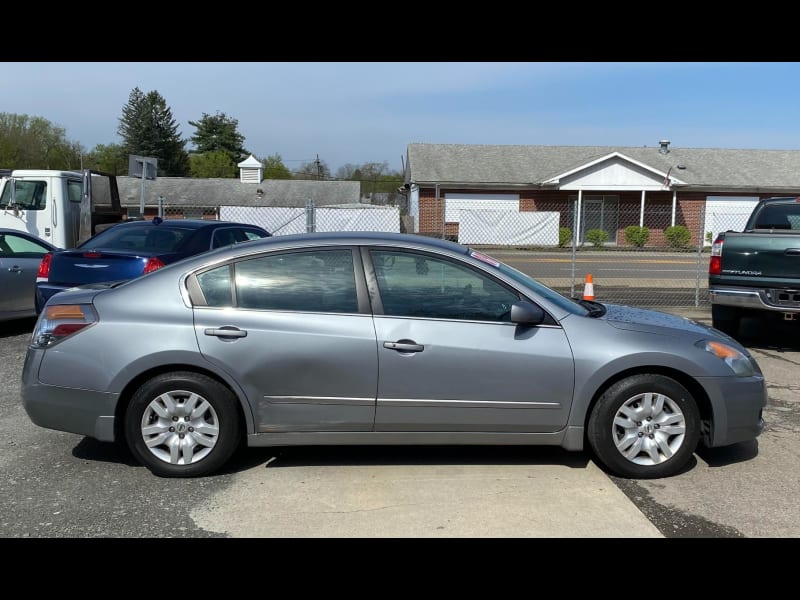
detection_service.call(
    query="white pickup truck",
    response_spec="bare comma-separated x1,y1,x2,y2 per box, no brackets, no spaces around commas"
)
0,168,126,249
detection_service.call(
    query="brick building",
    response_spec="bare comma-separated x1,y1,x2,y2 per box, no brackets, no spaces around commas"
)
403,141,800,247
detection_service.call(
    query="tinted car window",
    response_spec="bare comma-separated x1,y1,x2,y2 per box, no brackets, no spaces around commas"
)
754,205,800,230
232,249,358,313
83,225,193,251
370,250,519,321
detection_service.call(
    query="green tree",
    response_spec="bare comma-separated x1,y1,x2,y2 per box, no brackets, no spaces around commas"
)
260,153,292,179
188,111,248,165
117,87,190,176
335,160,403,199
189,150,237,178
0,112,83,169
295,157,331,180
83,143,128,175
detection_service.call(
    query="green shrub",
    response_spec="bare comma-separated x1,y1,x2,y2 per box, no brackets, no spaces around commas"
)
624,225,650,247
705,231,713,244
664,225,691,248
558,227,572,247
585,228,609,247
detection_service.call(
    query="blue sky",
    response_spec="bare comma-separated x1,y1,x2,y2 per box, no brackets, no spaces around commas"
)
4,62,800,175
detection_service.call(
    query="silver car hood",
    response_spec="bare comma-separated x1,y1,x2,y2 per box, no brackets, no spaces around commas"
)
602,303,717,338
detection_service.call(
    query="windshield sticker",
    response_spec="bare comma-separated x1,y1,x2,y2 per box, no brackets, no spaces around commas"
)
469,251,500,267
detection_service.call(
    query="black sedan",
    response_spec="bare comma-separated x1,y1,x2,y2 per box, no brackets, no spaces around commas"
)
35,218,270,313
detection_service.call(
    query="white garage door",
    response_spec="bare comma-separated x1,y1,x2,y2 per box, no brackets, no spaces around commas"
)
444,193,520,223
704,196,759,245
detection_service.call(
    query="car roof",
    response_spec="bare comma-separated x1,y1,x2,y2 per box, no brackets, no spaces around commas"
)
111,219,260,230
216,231,468,253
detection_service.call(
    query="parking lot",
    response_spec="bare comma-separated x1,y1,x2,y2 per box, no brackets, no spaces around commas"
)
1,311,798,538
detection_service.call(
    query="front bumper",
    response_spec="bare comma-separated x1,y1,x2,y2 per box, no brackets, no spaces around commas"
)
699,374,767,447
21,348,119,441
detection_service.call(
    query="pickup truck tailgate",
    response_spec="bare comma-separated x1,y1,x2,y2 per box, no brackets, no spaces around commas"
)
719,232,800,279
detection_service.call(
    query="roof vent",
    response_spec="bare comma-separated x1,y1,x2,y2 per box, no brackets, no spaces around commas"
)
659,140,670,154
238,154,264,184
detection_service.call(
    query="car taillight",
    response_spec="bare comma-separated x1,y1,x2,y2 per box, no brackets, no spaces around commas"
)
709,236,723,275
143,257,165,274
31,304,98,349
36,253,52,282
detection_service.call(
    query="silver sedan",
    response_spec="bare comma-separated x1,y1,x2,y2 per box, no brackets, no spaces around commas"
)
21,232,767,478
0,228,58,322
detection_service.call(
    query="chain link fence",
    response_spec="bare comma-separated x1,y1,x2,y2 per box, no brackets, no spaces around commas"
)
135,198,755,310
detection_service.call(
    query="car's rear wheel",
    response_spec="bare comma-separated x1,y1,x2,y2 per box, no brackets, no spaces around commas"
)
125,372,241,477
587,374,700,479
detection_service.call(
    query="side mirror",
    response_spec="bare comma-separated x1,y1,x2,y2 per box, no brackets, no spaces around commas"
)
510,301,545,326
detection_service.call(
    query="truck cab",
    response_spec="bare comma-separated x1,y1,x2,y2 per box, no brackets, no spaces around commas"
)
0,169,123,249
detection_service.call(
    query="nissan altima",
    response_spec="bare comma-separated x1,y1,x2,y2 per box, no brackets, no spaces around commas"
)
21,232,767,478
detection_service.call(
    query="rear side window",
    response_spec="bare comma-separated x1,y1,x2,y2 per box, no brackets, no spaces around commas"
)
67,180,82,203
193,249,358,313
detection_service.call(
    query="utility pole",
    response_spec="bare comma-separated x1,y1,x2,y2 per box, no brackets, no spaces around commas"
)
315,154,321,180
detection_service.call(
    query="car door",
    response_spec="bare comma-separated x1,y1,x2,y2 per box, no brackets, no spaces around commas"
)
190,246,378,432
365,248,575,433
0,232,52,317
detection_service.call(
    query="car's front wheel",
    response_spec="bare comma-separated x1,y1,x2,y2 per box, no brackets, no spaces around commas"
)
125,372,241,477
587,374,700,479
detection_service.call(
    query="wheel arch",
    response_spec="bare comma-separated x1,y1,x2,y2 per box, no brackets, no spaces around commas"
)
113,363,253,444
583,366,714,446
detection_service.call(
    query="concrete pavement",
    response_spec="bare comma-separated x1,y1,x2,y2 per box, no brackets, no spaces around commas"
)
191,456,662,538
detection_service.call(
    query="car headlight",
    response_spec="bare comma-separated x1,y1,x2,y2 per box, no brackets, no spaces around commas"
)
696,340,757,377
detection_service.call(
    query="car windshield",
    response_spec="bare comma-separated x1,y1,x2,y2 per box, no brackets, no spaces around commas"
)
467,250,589,316
80,225,193,252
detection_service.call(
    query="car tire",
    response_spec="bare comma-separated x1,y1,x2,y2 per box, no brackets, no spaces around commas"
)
711,305,741,338
125,371,241,478
587,374,701,479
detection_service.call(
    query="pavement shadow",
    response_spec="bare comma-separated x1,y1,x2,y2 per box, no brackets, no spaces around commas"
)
71,437,141,467
1,316,37,338
696,439,759,467
68,437,590,477
738,316,800,351
221,444,591,475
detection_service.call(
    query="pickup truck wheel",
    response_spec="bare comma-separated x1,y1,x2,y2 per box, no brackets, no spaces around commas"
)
587,374,701,479
711,305,741,337
125,372,241,478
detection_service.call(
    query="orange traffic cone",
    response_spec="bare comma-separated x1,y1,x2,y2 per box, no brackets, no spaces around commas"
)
583,274,595,301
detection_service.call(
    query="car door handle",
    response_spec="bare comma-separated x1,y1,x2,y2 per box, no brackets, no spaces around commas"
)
383,340,424,353
204,327,248,338
785,248,800,255
7,266,21,273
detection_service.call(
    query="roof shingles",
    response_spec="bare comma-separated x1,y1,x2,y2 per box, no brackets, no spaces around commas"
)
406,143,800,190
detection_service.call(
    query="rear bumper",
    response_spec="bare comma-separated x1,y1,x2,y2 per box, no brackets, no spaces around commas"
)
21,348,119,441
709,285,800,314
